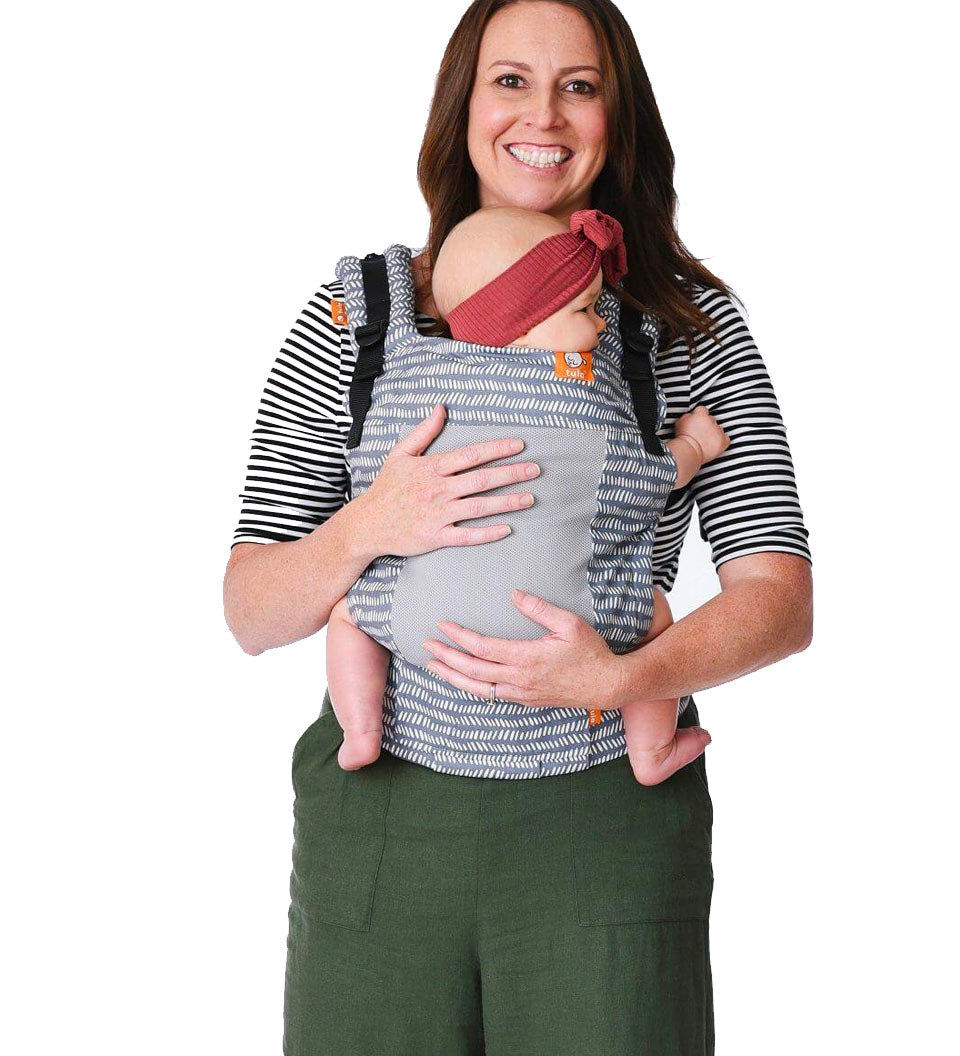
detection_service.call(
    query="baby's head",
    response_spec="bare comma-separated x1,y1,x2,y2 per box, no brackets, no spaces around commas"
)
432,206,627,353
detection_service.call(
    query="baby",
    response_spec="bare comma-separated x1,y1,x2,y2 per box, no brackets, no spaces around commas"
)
326,206,729,785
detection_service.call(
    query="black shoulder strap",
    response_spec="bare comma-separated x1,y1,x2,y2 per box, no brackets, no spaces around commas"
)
618,299,665,456
345,253,391,451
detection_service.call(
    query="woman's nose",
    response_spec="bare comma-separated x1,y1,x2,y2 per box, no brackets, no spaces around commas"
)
524,89,563,129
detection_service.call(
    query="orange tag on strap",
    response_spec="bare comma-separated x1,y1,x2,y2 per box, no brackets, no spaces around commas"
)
554,351,594,381
588,708,602,726
331,299,348,326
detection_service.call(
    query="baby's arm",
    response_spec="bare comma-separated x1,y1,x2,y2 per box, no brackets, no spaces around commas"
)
665,405,731,489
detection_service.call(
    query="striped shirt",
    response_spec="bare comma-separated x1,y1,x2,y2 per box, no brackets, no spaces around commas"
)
232,278,812,593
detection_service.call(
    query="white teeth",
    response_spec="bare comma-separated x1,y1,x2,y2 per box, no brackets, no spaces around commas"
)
507,145,571,168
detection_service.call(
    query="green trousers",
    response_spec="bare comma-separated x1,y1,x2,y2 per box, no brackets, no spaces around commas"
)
284,692,714,1055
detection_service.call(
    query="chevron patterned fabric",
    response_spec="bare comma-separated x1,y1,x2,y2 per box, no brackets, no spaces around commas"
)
332,244,689,779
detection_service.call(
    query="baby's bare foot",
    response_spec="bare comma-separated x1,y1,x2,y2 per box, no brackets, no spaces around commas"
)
337,725,384,771
626,726,712,786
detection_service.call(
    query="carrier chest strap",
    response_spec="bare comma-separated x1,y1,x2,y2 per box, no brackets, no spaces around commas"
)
345,253,391,451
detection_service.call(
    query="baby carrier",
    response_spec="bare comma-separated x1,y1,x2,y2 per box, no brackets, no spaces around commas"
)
333,243,685,779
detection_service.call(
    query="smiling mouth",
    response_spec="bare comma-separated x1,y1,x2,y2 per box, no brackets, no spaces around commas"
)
504,144,574,170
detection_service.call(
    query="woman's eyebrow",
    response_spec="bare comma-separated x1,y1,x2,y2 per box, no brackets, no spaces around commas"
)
488,60,601,75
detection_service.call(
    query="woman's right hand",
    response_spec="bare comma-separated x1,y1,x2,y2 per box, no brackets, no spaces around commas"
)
353,403,541,558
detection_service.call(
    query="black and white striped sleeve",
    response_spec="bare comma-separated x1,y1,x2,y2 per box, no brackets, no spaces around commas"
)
685,288,812,571
231,282,351,548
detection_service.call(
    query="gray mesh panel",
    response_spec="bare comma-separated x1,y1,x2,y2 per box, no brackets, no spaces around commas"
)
391,424,606,669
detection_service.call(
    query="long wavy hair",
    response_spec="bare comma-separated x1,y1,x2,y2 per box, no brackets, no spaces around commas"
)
416,0,739,362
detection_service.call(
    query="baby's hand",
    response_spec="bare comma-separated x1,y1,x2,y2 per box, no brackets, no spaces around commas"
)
674,406,730,465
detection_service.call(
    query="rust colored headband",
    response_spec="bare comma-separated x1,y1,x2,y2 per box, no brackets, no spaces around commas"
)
444,208,628,347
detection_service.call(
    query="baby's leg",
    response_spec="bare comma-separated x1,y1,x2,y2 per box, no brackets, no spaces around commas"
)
620,589,712,785
326,595,391,770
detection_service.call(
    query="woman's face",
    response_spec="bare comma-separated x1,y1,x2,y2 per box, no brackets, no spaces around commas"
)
468,2,607,222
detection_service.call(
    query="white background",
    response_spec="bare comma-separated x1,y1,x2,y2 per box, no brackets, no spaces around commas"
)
3,1,956,1052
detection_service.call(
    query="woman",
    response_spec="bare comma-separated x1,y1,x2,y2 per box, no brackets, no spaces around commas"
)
224,1,813,1052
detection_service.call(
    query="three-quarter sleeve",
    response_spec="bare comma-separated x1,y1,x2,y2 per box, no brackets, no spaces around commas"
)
231,282,352,548
651,286,812,590
685,287,812,571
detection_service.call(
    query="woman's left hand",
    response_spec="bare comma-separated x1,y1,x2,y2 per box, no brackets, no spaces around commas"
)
421,589,626,710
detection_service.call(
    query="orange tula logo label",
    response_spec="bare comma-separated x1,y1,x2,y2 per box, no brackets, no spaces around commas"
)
588,709,602,726
331,299,348,326
554,351,594,381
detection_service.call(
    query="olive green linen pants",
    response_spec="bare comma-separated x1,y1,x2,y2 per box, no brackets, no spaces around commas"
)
284,691,714,1055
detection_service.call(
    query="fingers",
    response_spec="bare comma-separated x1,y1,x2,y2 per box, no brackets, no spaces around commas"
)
438,522,515,546
675,404,730,461
422,635,516,682
510,589,579,634
377,413,547,557
446,488,535,522
436,481,540,546
444,459,541,500
430,620,528,665
394,403,446,456
422,656,530,704
432,435,528,476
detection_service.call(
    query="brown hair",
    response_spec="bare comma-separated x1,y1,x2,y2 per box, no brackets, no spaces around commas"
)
416,0,740,362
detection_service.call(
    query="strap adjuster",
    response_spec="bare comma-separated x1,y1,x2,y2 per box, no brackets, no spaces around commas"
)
355,318,387,348
621,344,653,382
620,321,655,352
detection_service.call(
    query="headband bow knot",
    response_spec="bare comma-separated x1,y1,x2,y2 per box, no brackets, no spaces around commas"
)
569,208,628,286
445,207,629,347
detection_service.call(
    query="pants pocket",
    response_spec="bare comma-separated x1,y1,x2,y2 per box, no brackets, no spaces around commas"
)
570,715,713,925
290,710,392,932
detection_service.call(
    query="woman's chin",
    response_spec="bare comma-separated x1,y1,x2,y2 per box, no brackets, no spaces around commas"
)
493,175,570,213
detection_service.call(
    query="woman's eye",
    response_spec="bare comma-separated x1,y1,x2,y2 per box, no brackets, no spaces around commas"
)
495,75,598,97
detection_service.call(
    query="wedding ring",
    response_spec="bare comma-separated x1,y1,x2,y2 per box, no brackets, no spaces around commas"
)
489,682,497,702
